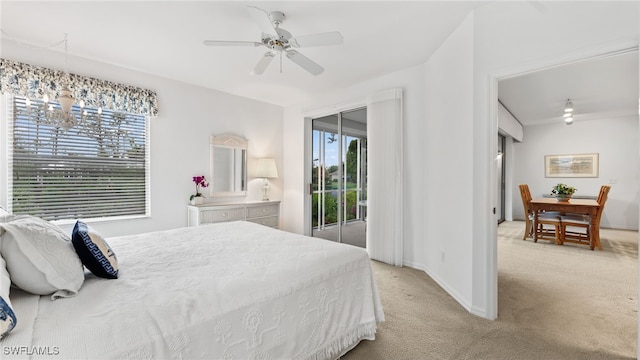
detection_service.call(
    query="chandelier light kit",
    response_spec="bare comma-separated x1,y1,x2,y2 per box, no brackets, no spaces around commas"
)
21,34,101,130
1,32,159,123
563,99,574,125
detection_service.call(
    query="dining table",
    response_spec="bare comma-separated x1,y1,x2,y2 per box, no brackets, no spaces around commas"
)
529,197,602,250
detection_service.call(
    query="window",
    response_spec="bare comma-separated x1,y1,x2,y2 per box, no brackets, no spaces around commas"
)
7,95,149,221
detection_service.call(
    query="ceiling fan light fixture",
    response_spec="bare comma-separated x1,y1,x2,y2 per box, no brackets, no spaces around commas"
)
563,99,574,125
203,6,342,76
268,11,286,27
564,99,574,113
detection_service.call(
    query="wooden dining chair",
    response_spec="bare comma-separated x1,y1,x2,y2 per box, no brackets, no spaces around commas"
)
519,184,562,243
518,184,534,239
559,185,611,249
534,217,563,244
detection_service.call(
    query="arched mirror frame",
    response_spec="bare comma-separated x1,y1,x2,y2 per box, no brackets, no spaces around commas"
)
210,134,248,197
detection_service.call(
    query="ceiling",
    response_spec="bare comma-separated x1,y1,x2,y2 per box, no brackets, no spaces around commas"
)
498,50,639,127
1,1,637,122
0,1,483,107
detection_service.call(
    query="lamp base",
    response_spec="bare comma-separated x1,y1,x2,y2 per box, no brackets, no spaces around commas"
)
261,178,270,201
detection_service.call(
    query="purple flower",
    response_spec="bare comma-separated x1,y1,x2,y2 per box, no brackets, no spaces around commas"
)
190,175,209,200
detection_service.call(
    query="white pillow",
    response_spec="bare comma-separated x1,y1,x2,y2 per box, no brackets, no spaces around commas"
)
0,215,84,299
0,207,9,229
0,255,17,339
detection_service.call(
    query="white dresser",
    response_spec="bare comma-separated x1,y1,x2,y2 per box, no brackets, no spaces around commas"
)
187,201,280,228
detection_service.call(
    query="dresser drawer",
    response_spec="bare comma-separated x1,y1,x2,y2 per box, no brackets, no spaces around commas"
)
188,201,280,227
201,207,245,223
246,204,279,219
246,216,279,228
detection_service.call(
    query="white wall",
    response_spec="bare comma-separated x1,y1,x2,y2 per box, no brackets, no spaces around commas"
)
1,40,284,238
421,13,475,312
511,116,639,230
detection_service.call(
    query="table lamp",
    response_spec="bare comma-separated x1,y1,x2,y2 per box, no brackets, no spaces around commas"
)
254,158,278,201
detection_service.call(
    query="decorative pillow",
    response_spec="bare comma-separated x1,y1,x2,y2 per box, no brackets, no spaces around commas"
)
71,221,118,279
0,215,84,299
0,255,16,339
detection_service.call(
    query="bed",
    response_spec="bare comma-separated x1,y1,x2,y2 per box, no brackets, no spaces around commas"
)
1,220,384,360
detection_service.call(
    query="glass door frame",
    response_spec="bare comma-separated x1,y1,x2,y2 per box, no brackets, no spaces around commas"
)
497,134,506,224
309,107,367,244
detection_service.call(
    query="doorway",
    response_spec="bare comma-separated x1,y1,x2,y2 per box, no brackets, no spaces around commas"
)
493,49,638,355
310,107,367,247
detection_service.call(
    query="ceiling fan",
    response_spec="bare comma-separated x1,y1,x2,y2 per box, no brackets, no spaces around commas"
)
203,6,343,76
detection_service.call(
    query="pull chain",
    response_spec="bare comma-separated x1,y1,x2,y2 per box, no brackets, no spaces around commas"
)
64,33,71,86
64,33,68,73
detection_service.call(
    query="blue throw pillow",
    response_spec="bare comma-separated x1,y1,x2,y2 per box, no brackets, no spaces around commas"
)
0,296,16,339
0,255,16,339
71,221,118,279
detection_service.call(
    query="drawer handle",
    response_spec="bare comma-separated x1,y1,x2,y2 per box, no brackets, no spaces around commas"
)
262,209,266,213
222,213,227,217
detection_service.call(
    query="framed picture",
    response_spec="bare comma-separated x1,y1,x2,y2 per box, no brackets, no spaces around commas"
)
545,153,599,178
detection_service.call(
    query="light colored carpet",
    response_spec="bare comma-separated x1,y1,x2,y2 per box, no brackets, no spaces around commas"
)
343,221,637,360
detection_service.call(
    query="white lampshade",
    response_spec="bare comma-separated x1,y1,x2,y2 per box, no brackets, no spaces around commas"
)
254,158,278,178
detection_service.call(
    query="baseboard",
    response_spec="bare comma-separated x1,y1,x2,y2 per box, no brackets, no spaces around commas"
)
469,305,488,318
601,224,639,231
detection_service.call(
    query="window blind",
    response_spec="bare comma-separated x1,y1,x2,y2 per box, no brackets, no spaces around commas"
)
9,95,149,221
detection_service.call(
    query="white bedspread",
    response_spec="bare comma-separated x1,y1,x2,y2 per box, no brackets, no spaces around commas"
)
2,221,384,360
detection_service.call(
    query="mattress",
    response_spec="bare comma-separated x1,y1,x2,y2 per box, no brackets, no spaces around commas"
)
2,221,384,359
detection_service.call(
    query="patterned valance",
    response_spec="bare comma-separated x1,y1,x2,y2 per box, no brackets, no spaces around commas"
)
0,58,159,117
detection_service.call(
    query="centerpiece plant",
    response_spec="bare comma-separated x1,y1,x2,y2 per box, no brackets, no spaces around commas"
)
551,183,576,198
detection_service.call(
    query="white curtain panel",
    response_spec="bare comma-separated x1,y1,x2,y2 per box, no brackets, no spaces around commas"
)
366,88,403,266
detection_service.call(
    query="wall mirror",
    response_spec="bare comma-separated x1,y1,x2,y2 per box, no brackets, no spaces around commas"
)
210,134,248,197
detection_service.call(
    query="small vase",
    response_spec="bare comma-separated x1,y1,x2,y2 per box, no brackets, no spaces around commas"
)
556,195,571,202
190,196,204,205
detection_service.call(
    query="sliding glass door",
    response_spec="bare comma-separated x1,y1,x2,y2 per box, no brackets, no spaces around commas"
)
311,108,367,247
497,134,506,224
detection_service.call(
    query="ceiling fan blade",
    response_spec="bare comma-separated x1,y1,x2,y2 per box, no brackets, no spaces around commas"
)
286,50,324,76
290,31,343,48
203,40,262,47
251,52,276,75
247,6,278,37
